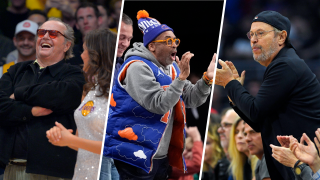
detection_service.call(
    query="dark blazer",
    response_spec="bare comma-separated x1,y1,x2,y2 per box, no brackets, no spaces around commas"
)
0,60,85,178
225,47,320,180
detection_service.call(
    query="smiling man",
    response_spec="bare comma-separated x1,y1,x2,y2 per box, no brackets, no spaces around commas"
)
215,11,320,180
103,10,216,179
0,18,85,179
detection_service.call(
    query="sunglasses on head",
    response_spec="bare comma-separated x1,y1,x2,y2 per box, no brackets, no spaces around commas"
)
37,29,69,39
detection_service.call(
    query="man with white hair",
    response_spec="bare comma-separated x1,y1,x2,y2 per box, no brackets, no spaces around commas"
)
0,18,85,179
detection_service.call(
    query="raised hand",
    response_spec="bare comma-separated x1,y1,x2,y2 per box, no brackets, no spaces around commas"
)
205,53,217,80
290,133,320,172
225,61,245,85
215,60,234,87
176,51,194,80
277,135,291,148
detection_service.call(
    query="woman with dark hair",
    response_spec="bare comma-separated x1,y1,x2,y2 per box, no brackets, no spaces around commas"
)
46,28,116,180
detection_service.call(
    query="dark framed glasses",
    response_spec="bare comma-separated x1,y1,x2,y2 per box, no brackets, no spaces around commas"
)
37,29,69,39
152,38,180,47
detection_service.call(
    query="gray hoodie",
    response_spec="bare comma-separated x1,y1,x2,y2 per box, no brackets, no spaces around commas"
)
122,42,211,158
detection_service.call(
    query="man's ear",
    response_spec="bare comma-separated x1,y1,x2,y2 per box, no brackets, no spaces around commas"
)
148,42,155,52
278,30,287,46
64,41,72,52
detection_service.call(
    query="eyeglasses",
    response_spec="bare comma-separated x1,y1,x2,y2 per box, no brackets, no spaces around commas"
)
37,29,69,39
152,38,180,47
246,30,275,40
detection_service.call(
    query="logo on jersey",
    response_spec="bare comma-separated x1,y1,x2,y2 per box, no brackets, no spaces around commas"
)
79,100,95,116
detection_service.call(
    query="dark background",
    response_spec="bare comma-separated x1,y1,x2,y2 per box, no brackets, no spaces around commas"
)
122,0,224,140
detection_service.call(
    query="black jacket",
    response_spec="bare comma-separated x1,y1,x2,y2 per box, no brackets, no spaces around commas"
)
0,60,85,178
225,47,320,180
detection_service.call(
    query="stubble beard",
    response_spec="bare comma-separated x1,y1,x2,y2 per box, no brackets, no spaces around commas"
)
253,37,277,63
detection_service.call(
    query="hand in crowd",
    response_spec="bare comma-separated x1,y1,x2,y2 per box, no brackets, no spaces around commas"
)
290,133,320,173
32,106,53,117
9,93,15,99
185,126,201,142
46,121,74,147
176,51,194,80
270,135,298,168
206,53,217,80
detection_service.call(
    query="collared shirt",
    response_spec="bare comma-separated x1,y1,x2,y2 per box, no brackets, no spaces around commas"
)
313,169,320,180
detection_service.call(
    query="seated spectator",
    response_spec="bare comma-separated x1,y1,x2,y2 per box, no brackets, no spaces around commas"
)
28,9,48,26
244,122,270,180
228,119,258,180
97,4,109,30
5,20,38,70
0,0,30,39
201,113,224,179
69,2,102,67
7,11,45,64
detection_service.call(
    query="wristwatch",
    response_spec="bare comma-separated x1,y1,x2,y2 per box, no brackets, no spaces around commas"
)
293,160,308,175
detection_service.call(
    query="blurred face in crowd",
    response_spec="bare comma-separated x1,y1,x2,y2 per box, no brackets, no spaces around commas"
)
97,5,109,29
68,0,80,12
217,109,238,150
28,14,46,27
112,0,122,21
204,137,214,164
234,120,248,153
14,31,36,57
244,123,264,159
11,0,26,9
250,22,278,66
117,21,133,57
76,7,101,36
36,21,71,61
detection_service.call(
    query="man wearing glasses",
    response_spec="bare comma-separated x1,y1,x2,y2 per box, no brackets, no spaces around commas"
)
215,11,320,180
0,18,85,179
104,10,215,179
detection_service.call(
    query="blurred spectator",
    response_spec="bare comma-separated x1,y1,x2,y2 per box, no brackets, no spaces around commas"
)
6,20,38,65
75,2,101,42
169,126,203,180
108,0,121,33
97,4,109,30
27,0,80,28
244,122,270,180
7,11,45,63
0,35,16,78
69,2,102,67
0,0,30,39
202,113,224,179
28,9,48,26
